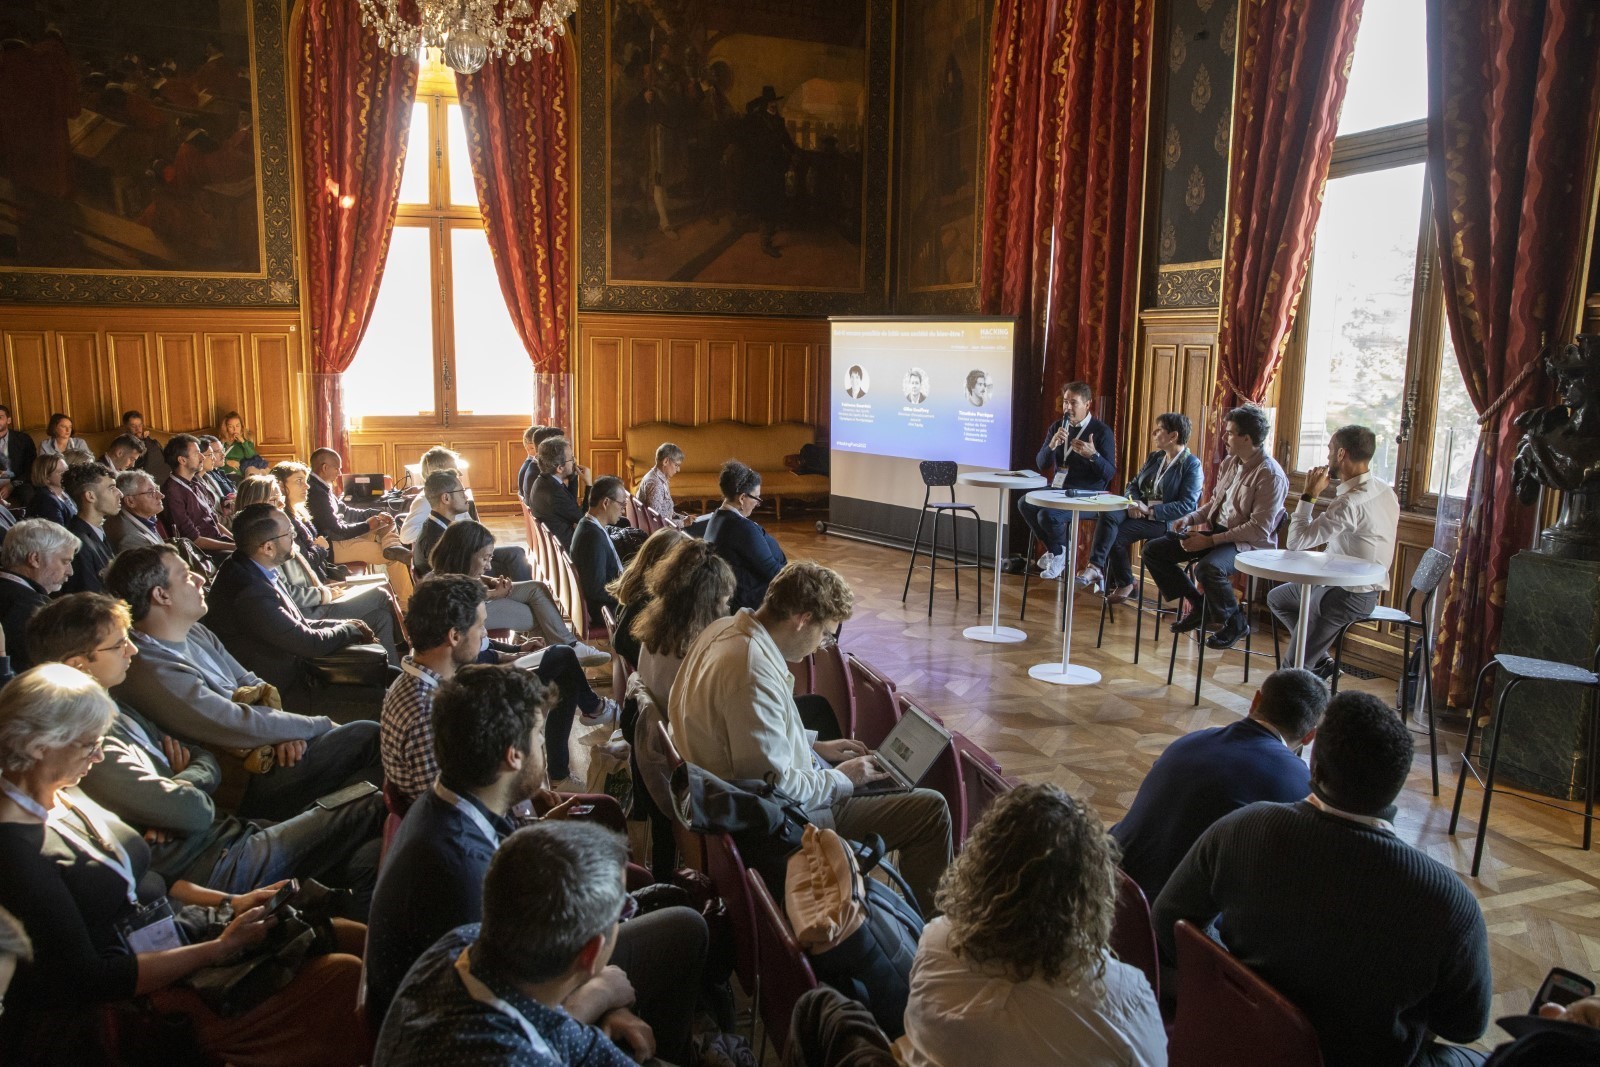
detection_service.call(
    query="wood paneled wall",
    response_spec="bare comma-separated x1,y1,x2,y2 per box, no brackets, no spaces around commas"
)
0,307,306,459
574,313,830,479
346,428,529,511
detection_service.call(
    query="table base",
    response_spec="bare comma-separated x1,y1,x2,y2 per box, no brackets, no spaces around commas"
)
1028,662,1102,686
964,624,1029,644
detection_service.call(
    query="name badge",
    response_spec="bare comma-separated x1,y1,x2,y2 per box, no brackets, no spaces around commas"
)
117,899,183,954
1050,471,1068,489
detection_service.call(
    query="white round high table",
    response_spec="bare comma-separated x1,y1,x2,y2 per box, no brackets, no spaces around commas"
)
1233,549,1388,668
1021,490,1131,684
958,471,1048,643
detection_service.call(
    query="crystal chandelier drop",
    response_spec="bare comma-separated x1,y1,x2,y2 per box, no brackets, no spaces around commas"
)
358,0,578,74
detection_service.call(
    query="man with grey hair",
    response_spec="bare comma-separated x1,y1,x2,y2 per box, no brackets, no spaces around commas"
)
635,442,687,526
531,435,587,548
106,469,168,552
0,519,79,671
377,822,661,1065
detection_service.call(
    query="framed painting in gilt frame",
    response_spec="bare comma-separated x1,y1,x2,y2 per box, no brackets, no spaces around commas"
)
578,0,893,316
0,0,295,306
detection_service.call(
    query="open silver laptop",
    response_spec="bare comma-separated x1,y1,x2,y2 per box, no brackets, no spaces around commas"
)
853,704,954,797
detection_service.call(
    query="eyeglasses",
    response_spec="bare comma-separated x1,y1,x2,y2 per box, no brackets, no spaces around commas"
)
618,893,639,924
742,492,763,506
70,736,106,757
94,633,136,655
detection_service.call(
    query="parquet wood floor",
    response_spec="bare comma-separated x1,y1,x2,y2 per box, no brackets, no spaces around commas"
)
490,511,1600,1050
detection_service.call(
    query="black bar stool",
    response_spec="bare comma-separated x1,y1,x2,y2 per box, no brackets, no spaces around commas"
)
900,461,983,617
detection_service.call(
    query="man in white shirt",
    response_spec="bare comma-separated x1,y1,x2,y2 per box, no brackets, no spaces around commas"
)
669,561,952,911
1268,424,1400,680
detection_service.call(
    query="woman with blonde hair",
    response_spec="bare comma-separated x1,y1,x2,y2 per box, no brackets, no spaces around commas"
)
898,783,1166,1066
631,539,736,702
26,454,74,526
606,526,689,666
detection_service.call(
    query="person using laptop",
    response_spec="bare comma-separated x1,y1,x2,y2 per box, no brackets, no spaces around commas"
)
852,703,953,798
670,561,952,912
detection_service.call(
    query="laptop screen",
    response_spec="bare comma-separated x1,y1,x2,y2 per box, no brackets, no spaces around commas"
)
878,706,951,785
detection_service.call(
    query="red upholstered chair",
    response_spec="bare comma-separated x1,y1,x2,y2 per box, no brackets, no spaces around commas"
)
810,642,856,740
747,866,818,1058
954,735,1016,839
789,654,814,697
602,606,633,693
845,653,900,748
1110,869,1160,1003
704,832,760,1032
894,695,966,846
1168,920,1323,1067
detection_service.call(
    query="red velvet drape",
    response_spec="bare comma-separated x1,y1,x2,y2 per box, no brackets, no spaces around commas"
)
1211,0,1364,464
456,36,574,431
296,0,418,452
1426,0,1600,706
980,0,1152,458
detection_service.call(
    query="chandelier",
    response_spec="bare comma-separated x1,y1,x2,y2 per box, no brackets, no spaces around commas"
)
358,0,578,74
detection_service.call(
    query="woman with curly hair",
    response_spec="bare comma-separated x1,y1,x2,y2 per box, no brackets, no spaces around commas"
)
605,526,689,667
630,539,735,702
898,783,1166,1066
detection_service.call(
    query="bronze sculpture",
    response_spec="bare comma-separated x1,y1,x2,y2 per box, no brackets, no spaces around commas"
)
1513,334,1600,560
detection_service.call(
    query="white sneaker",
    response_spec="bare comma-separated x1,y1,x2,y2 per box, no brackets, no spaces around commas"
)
579,697,620,729
1036,550,1055,571
571,641,611,668
1041,551,1067,580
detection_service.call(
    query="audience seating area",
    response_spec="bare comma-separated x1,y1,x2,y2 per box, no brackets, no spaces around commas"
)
623,420,827,515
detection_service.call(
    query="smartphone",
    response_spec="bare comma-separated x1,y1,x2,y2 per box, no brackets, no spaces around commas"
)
1530,967,1595,1013
565,803,595,817
262,879,300,916
314,780,380,810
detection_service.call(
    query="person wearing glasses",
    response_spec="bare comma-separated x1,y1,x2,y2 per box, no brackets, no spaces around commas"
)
367,666,706,1060
106,470,169,552
706,459,787,612
201,504,384,718
530,434,590,549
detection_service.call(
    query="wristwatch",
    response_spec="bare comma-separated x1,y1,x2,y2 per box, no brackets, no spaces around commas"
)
1301,492,1315,503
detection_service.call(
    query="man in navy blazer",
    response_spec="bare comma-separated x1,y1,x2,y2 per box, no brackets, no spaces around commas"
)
59,462,122,596
706,460,787,612
570,477,625,630
204,504,385,715
0,404,36,505
1020,380,1116,580
1078,412,1203,599
530,435,587,548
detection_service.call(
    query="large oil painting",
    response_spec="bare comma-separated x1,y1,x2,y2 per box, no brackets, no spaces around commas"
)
579,0,892,315
0,0,296,305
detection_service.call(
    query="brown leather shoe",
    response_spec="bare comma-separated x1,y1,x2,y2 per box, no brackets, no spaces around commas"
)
1107,584,1136,604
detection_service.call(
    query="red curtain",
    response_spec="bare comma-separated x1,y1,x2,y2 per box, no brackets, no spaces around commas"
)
295,0,418,452
980,0,1152,456
1426,0,1600,706
456,36,574,431
1210,0,1364,461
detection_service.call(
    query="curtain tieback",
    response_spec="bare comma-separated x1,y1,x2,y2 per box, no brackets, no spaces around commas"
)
1476,358,1544,427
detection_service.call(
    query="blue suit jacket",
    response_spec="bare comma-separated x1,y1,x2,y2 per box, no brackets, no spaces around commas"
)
1035,414,1116,490
1125,449,1204,523
203,556,364,695
706,508,786,612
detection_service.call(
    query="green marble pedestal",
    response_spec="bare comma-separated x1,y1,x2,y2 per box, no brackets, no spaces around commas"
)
1493,552,1600,800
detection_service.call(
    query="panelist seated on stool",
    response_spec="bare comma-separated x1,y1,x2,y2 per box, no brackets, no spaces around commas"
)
1077,412,1202,600
1268,424,1399,682
1019,380,1116,580
1142,404,1287,650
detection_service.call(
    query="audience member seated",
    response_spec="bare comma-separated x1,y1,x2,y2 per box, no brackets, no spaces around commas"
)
1143,403,1288,650
58,463,122,596
0,520,79,672
531,434,588,548
706,459,787,612
1154,691,1492,1067
0,497,14,534
572,476,627,630
399,446,534,582
37,412,89,458
1111,668,1326,902
375,814,706,1066
270,460,346,579
104,545,382,822
27,454,75,527
306,448,414,601
0,665,369,1066
607,526,690,668
1078,412,1202,600
671,561,952,909
123,409,171,484
517,424,546,505
218,411,266,477
98,434,143,473
633,539,734,704
159,434,235,554
195,437,235,519
0,404,37,504
429,518,610,667
1269,424,1401,681
411,468,470,578
237,475,400,651
898,783,1165,1066
62,446,96,468
31,593,384,918
1021,381,1117,580
105,470,169,552
636,441,690,526
204,504,388,716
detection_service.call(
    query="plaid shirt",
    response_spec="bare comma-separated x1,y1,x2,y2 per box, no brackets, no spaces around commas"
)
381,658,444,801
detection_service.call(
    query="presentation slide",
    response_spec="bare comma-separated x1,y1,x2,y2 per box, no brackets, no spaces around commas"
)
829,318,1015,469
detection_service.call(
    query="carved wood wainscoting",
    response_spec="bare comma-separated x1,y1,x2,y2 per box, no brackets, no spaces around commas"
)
0,307,307,461
346,426,530,512
573,313,830,480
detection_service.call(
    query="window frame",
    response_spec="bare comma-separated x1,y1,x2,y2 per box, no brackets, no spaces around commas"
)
1271,116,1461,514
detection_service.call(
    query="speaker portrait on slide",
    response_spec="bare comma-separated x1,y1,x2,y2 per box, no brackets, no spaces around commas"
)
965,369,991,407
904,368,930,405
846,364,870,398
